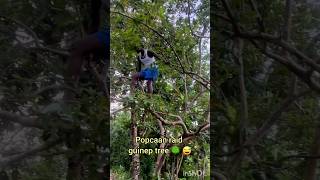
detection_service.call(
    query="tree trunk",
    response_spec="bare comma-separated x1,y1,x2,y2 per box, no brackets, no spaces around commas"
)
66,155,82,180
64,73,83,180
229,37,245,179
155,119,166,177
237,38,247,145
11,168,21,180
0,170,9,180
131,105,140,180
64,82,82,180
304,123,320,180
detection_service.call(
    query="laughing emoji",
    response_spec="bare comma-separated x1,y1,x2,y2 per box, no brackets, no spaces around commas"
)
182,146,191,156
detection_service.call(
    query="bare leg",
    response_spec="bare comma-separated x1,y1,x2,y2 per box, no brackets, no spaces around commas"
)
64,34,102,102
147,80,153,94
67,35,102,84
131,72,141,93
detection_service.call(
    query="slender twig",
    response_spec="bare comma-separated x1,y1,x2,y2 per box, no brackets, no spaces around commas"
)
186,0,209,38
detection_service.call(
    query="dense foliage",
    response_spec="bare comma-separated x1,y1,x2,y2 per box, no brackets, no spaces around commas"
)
0,0,209,179
110,0,210,179
0,0,108,179
213,0,320,179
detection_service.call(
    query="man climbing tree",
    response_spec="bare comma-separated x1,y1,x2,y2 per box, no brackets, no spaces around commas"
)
131,48,159,94
63,1,109,179
66,0,109,89
67,30,109,84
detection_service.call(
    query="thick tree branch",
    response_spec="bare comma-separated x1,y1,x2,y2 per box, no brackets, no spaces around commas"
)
212,170,228,180
234,38,247,145
111,105,130,116
0,16,69,57
186,88,207,110
238,32,320,73
228,37,247,177
220,0,241,34
155,117,166,177
32,84,77,97
150,111,189,134
281,154,320,161
155,52,210,88
221,29,320,92
304,119,320,180
216,12,320,74
0,110,74,130
249,0,265,32
0,139,62,169
149,110,209,142
218,90,310,158
37,46,70,56
283,0,292,41
0,110,42,128
243,90,310,147
182,122,209,142
184,70,210,88
217,14,320,92
254,43,320,92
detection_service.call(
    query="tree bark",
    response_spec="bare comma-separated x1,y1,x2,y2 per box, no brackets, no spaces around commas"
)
131,105,140,180
66,155,82,180
229,37,246,179
304,122,320,180
155,118,166,177
237,38,247,145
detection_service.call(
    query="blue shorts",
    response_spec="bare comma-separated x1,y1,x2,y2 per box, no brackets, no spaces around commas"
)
95,29,109,47
94,29,109,58
140,67,159,81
